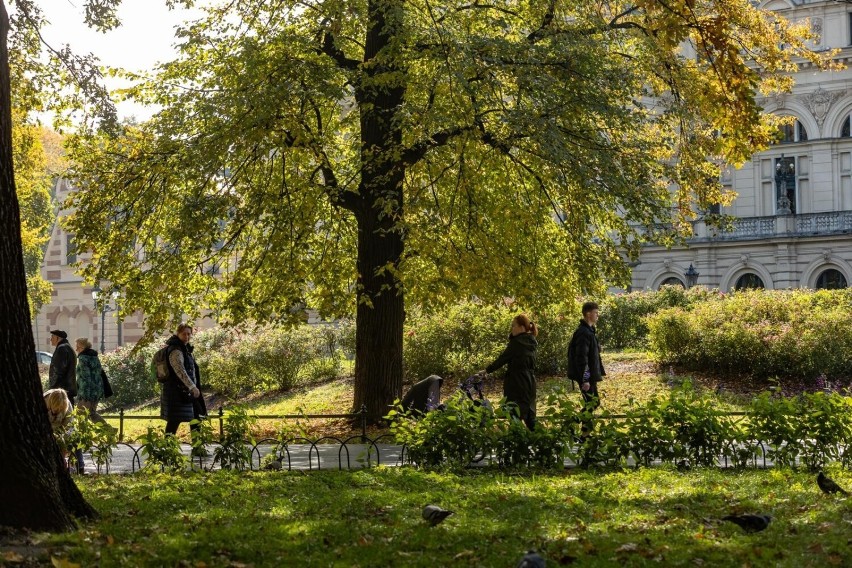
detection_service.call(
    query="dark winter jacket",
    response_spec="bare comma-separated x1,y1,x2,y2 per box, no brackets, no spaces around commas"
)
567,320,606,384
486,332,538,409
76,348,105,401
160,335,201,423
400,375,443,415
49,339,77,397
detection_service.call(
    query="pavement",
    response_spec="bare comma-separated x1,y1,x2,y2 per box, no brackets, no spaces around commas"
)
80,442,407,474
76,442,778,474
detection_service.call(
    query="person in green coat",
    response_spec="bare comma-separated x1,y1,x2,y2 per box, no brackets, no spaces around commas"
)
75,337,106,423
482,314,539,430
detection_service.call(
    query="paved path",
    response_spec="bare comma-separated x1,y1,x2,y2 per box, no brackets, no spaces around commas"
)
82,443,407,474
78,442,778,474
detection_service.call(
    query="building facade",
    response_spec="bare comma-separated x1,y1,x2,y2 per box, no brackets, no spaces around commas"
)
631,0,852,291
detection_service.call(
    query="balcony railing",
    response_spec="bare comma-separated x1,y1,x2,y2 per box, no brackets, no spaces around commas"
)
693,210,852,241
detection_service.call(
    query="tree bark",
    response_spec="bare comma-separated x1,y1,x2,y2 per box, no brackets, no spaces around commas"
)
0,0,97,531
350,0,406,422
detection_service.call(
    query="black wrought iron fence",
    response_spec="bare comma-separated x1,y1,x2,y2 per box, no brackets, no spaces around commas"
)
101,404,370,443
79,408,842,474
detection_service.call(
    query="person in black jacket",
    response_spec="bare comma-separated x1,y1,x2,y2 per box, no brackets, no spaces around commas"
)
567,301,606,439
160,324,208,454
48,329,84,472
48,330,77,403
481,314,538,430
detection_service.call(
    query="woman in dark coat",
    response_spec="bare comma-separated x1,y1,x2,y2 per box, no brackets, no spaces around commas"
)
75,337,106,423
160,323,207,450
482,314,539,430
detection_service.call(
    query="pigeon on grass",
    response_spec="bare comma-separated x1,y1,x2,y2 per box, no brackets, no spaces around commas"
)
817,471,849,496
721,514,771,533
422,504,454,526
516,550,546,568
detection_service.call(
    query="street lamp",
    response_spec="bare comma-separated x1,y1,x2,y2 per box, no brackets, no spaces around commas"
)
91,284,118,354
684,264,700,288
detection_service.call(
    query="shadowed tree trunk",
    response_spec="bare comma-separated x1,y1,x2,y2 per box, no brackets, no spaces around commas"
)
349,0,406,422
0,0,97,531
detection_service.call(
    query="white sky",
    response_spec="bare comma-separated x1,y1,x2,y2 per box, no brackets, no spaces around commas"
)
36,0,203,121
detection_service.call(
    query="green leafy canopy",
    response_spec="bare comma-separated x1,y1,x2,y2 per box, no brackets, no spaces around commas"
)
65,0,831,338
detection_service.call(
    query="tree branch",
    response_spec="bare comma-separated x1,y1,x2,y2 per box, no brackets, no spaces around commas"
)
315,18,359,71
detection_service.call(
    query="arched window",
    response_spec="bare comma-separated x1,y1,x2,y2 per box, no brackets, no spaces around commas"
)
734,273,765,290
842,116,851,137
816,269,847,290
660,277,685,289
776,119,808,143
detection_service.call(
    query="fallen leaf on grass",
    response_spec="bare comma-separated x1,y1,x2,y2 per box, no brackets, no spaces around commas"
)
51,557,80,568
453,550,474,559
616,543,638,553
2,551,24,563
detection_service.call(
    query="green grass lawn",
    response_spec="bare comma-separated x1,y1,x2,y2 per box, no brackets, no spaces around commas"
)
18,467,852,567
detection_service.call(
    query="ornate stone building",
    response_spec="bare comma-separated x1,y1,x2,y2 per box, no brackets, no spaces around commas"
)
631,0,852,291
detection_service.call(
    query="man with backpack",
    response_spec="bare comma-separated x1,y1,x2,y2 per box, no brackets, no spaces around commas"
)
567,302,606,442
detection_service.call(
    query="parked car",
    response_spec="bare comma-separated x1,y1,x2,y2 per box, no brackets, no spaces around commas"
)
35,351,53,365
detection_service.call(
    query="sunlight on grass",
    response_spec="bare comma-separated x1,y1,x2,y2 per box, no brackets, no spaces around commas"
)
30,467,852,567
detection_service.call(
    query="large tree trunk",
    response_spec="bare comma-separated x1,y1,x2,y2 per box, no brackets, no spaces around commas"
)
351,0,406,422
0,0,97,531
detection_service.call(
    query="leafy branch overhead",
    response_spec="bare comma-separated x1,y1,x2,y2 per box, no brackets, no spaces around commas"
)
65,1,829,335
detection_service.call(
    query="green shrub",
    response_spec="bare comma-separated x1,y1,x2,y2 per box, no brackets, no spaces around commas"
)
213,405,257,471
647,289,852,381
596,286,719,349
196,324,350,396
100,344,161,410
403,303,513,381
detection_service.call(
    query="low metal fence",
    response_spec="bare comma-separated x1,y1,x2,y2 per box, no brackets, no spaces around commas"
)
101,404,370,443
80,408,838,474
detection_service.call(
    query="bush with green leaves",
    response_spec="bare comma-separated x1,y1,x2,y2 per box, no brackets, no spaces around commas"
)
646,289,852,381
196,324,350,397
60,407,118,472
99,344,161,410
388,392,497,468
213,405,257,471
389,381,852,472
139,426,188,472
596,285,719,349
402,303,513,381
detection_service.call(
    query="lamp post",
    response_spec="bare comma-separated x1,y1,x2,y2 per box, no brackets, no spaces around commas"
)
685,264,700,288
91,284,118,354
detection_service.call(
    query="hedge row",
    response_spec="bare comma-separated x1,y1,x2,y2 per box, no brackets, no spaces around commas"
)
389,382,852,471
646,289,852,380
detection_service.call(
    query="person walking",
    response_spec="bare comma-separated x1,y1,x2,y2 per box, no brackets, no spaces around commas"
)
48,330,77,403
160,323,207,454
482,314,539,430
74,337,106,424
567,301,606,441
47,331,84,472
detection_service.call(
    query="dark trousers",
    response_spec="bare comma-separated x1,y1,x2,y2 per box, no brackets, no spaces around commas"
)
507,401,537,431
165,396,207,435
579,382,600,440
